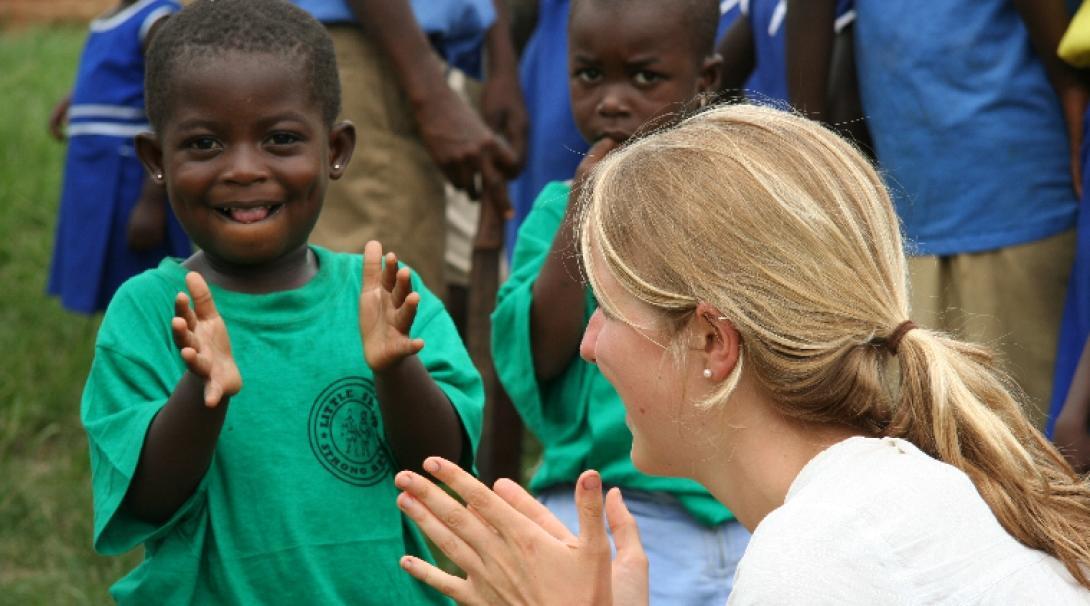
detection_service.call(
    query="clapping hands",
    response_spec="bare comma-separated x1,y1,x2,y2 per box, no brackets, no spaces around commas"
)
359,240,425,372
172,272,242,407
395,458,650,606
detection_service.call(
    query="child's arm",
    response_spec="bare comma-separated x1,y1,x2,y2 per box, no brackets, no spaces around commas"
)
785,0,838,120
529,137,618,381
716,17,755,101
481,0,528,172
122,272,242,523
126,176,168,251
359,241,464,473
1055,335,1090,473
344,0,517,207
1014,0,1089,197
48,92,71,141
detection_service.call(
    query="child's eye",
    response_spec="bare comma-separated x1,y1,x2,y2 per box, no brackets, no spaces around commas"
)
574,68,602,84
185,136,221,151
268,132,301,146
633,71,662,86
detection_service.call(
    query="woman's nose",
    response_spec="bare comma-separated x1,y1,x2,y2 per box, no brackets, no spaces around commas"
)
579,309,603,364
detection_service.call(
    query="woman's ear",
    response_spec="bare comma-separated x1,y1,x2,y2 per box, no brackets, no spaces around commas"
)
695,301,740,381
135,132,165,185
328,120,356,180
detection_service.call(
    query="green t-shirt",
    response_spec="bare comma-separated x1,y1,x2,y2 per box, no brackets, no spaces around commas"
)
492,181,733,527
82,246,483,605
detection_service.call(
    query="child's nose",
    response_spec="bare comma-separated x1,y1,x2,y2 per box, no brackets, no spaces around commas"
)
595,86,629,117
222,145,268,185
579,310,603,364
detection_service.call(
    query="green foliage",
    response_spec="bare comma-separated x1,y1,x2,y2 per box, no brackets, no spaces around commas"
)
0,26,141,603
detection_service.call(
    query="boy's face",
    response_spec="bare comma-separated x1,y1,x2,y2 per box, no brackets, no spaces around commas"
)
137,51,353,269
568,1,718,144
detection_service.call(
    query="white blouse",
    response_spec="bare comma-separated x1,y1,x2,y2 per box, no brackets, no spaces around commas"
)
727,436,1089,604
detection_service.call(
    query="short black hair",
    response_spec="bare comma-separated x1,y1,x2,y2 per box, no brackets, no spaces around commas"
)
569,0,720,61
145,0,340,131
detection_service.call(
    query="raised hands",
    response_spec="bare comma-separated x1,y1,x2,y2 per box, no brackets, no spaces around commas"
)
172,272,242,407
395,458,650,606
359,240,425,372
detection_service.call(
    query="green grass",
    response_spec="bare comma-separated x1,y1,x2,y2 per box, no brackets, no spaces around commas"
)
0,26,141,603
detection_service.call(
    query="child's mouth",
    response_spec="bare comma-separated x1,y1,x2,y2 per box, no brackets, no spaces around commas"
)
217,204,284,224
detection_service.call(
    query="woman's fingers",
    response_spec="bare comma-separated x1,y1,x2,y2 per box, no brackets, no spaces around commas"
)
605,488,647,567
574,470,609,553
493,478,575,542
418,457,541,540
399,556,477,605
396,490,486,574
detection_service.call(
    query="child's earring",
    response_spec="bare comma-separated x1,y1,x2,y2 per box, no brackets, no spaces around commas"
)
333,163,342,170
154,171,163,182
703,368,713,379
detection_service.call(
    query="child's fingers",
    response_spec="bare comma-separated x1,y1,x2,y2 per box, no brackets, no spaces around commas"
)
394,292,420,335
399,556,475,605
204,380,224,409
391,267,412,308
172,316,198,352
175,292,197,331
361,240,383,291
184,272,220,321
382,252,399,292
493,478,575,542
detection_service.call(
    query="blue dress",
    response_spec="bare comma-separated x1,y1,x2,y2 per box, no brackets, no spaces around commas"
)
506,1,740,254
48,0,190,314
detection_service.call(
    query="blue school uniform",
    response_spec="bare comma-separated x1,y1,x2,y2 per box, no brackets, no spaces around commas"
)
48,0,190,314
1049,104,1090,436
506,1,741,255
740,0,855,104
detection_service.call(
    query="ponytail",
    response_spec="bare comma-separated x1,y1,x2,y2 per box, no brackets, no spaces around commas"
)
892,328,1090,587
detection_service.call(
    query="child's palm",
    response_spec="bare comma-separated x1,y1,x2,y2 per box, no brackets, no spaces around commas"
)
359,241,424,371
172,272,242,407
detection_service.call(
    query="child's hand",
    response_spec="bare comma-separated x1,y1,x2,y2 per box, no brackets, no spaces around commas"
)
172,272,242,408
572,137,622,201
359,240,425,372
48,93,71,141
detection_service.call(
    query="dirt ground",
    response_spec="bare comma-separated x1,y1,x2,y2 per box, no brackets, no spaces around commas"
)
1,0,117,25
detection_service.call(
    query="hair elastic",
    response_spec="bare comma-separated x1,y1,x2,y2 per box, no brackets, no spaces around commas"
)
885,320,917,354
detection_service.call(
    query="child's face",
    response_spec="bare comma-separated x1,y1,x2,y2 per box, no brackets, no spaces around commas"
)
137,51,353,269
568,2,719,144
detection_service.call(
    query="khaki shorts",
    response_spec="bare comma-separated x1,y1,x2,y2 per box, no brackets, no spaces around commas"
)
908,229,1075,429
310,25,447,297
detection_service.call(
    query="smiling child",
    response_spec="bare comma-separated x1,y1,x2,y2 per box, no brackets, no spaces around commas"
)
489,0,751,603
80,1,482,603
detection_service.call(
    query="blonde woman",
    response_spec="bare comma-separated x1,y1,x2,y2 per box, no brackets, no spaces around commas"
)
390,105,1090,604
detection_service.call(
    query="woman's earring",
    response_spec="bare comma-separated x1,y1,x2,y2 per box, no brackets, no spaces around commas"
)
703,368,713,379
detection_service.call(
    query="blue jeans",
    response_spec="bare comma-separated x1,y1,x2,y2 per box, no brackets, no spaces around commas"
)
538,486,750,605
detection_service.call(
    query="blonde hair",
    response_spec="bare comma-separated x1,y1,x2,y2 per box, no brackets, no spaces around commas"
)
578,104,1090,587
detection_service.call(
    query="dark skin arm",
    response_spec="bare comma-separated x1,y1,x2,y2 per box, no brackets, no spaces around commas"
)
344,0,517,209
530,137,618,381
123,273,243,523
481,0,529,173
360,241,464,472
785,0,838,120
716,17,755,102
1013,0,1088,198
1055,335,1090,473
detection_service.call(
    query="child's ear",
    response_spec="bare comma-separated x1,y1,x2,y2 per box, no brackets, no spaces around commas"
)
135,132,165,185
328,120,356,180
698,53,724,95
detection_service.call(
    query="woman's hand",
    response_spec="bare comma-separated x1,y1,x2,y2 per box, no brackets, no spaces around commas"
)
395,457,649,606
359,240,425,372
172,272,242,408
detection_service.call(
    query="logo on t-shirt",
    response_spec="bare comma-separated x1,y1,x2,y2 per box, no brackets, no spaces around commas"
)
308,376,391,486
